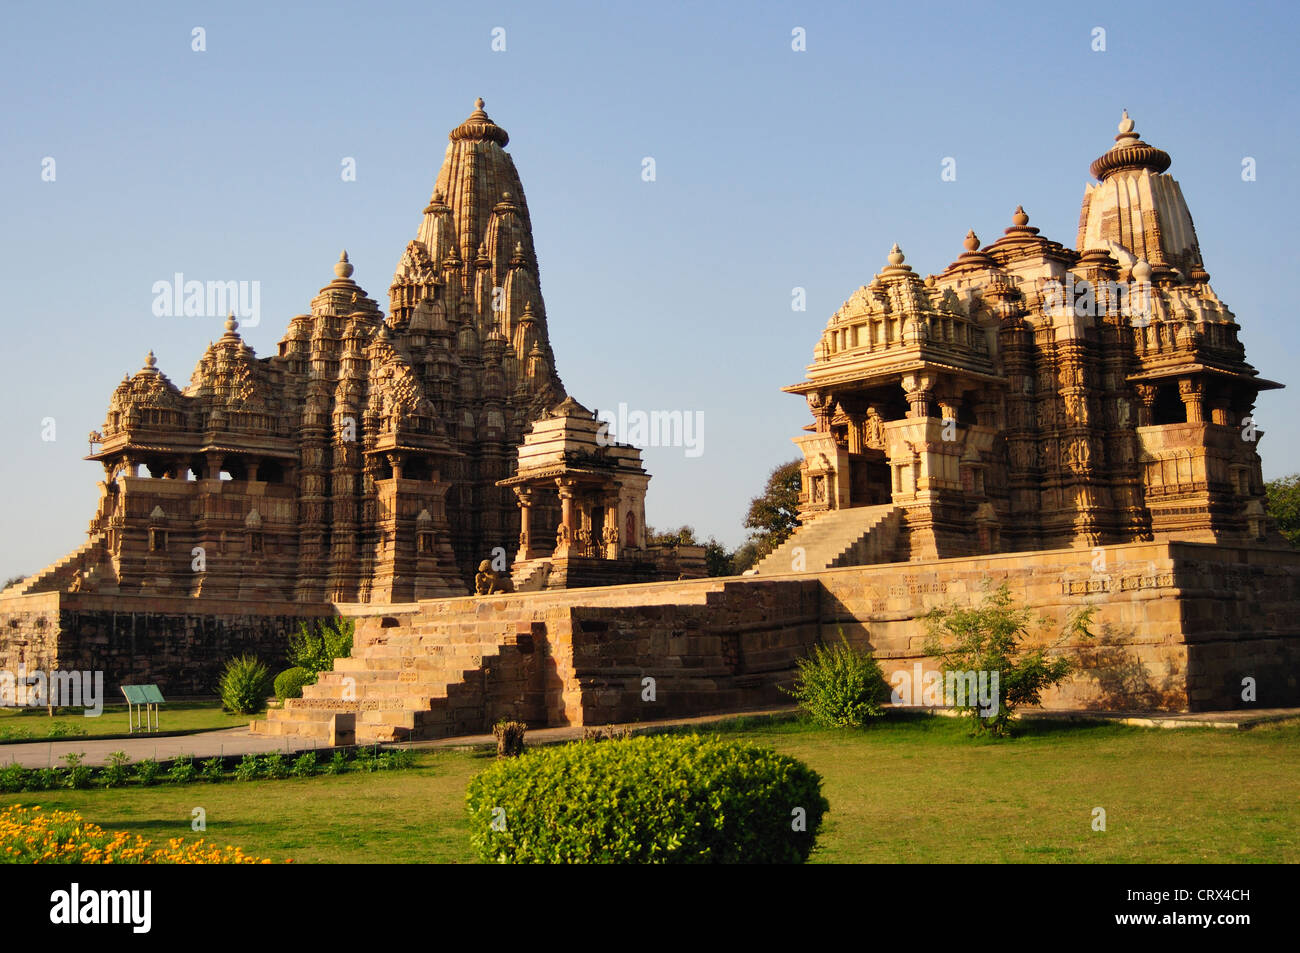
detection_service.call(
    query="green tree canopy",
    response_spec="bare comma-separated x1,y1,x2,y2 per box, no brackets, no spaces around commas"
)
1265,474,1300,547
743,459,803,557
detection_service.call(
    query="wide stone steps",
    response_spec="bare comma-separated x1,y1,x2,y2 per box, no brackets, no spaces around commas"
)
753,505,900,575
4,532,106,595
254,623,514,743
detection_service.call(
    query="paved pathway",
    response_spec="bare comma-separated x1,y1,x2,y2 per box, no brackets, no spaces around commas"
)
2,704,1295,768
0,726,327,769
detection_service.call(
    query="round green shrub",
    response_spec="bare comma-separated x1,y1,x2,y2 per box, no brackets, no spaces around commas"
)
466,734,829,864
273,666,313,701
219,654,272,714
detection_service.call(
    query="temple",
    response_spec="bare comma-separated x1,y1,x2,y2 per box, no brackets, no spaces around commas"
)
2,106,1296,731
757,112,1283,574
0,100,700,605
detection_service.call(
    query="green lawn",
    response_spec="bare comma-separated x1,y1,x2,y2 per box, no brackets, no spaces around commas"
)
4,714,1298,863
0,701,249,741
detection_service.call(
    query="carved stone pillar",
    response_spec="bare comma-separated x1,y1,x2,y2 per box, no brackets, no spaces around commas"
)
902,372,937,419
514,486,538,560
601,491,621,559
1134,384,1157,427
1178,378,1205,424
555,479,576,557
203,452,224,480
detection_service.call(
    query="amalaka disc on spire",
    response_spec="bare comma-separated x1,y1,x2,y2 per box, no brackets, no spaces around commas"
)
450,96,509,147
1090,109,1171,181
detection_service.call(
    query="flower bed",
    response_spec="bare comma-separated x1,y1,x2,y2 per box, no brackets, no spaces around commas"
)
0,804,283,864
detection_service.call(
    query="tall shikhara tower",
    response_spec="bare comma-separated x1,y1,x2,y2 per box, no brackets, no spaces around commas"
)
17,100,566,603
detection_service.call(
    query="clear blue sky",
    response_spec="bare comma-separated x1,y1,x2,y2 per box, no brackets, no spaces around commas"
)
2,0,1298,580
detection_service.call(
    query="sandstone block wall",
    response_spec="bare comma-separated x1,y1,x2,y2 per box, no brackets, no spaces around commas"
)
0,590,331,697
4,542,1297,725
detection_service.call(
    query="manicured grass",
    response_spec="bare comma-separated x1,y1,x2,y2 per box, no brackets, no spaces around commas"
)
5,714,1298,863
0,701,250,741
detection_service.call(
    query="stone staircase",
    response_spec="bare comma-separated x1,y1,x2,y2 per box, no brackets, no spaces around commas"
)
252,577,735,744
512,560,552,592
253,617,525,743
2,532,106,595
752,505,901,575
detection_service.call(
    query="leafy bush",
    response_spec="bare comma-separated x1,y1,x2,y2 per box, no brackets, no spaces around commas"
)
167,756,197,784
260,753,288,780
47,722,87,738
273,667,314,702
352,746,378,773
0,726,33,741
134,759,160,786
288,618,355,676
200,757,225,783
582,725,632,742
234,754,260,782
290,752,317,778
377,749,413,771
60,753,92,790
29,768,57,791
101,751,131,788
784,635,889,728
466,734,829,864
493,720,527,758
0,763,29,793
324,751,348,775
219,655,272,715
922,583,1095,736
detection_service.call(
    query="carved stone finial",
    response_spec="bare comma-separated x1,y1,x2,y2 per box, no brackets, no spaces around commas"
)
335,250,354,279
475,97,485,111
1012,205,1029,227
224,312,238,333
964,229,980,252
887,243,905,266
145,351,157,369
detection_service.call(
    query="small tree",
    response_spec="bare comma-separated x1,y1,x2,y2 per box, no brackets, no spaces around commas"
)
288,617,355,677
784,634,889,728
743,459,802,557
1265,474,1300,547
921,584,1094,736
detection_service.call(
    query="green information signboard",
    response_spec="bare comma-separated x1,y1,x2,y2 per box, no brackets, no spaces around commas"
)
120,684,165,732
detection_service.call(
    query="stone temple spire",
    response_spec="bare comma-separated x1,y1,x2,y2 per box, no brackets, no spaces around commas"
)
1078,111,1203,278
390,98,563,398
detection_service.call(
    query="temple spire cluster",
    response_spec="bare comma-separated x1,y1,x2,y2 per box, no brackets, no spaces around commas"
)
765,112,1281,571
39,99,627,602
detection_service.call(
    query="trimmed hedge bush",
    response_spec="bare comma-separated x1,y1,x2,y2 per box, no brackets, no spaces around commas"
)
466,734,829,864
274,666,314,701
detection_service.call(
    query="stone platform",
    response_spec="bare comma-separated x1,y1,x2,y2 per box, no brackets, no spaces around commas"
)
247,540,1300,743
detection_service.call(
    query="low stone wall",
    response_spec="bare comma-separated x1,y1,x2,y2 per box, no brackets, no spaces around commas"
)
0,590,332,697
